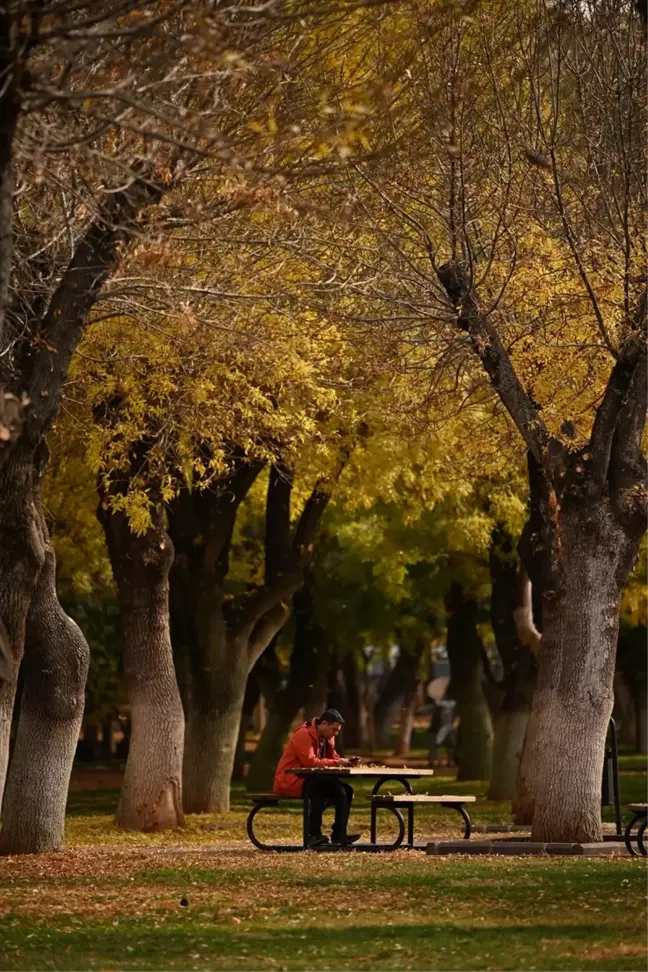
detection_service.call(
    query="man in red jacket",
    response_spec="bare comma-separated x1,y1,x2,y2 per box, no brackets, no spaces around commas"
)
273,708,361,848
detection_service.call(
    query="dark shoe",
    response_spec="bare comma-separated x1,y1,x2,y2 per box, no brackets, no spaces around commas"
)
332,833,362,847
307,834,330,849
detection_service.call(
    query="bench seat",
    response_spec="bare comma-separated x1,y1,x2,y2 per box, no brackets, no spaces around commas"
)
370,792,476,845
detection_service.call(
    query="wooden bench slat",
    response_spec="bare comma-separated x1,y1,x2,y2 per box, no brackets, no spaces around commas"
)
628,803,648,812
372,794,476,803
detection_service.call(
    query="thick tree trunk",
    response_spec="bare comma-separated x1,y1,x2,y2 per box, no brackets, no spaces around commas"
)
183,640,249,813
246,579,327,792
0,446,46,803
99,501,185,831
373,642,423,750
170,458,335,813
522,509,636,842
512,728,535,825
487,530,537,800
0,520,89,854
446,584,493,782
0,670,18,802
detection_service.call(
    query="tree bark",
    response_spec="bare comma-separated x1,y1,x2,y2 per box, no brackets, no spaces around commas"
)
0,669,19,803
445,583,493,782
373,642,423,750
183,634,250,813
246,575,327,792
232,674,260,782
340,653,370,749
99,497,185,831
487,529,537,801
394,686,417,758
170,455,342,813
437,263,647,843
0,444,46,802
246,694,299,793
0,512,89,854
521,504,640,842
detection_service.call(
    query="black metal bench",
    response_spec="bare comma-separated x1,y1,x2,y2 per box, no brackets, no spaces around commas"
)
371,793,476,848
624,803,647,857
246,792,406,852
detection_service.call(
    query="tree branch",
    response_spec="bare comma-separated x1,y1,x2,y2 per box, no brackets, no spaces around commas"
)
23,172,170,446
436,261,559,469
167,449,265,580
588,287,647,487
247,601,291,669
512,566,541,658
237,453,350,638
609,348,647,530
264,460,293,585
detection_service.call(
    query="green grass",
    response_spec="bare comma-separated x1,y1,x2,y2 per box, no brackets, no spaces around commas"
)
0,852,645,971
0,763,643,970
63,763,647,846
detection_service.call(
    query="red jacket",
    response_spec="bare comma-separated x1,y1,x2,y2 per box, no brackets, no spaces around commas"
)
273,718,341,797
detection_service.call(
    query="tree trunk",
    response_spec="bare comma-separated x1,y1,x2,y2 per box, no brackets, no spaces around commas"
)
0,518,89,854
232,674,260,782
0,9,21,355
612,673,634,746
490,710,530,801
394,688,416,758
246,695,299,792
373,643,423,750
446,583,493,782
512,727,535,825
0,445,46,803
522,508,636,843
246,578,327,792
341,653,369,749
170,457,337,813
183,637,249,813
170,550,264,815
0,670,18,802
487,529,537,800
99,500,185,831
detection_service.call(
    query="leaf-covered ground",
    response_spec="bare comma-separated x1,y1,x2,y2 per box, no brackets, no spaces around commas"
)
0,763,645,971
0,847,645,971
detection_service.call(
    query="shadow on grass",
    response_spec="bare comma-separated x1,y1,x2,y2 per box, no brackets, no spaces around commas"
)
1,917,642,972
66,788,121,817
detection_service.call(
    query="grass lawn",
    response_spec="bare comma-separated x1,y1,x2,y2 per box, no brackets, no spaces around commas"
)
0,761,645,971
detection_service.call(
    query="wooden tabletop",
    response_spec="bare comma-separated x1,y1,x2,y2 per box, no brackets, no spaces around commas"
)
286,766,436,777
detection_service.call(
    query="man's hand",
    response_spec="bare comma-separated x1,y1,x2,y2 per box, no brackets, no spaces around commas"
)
339,756,362,767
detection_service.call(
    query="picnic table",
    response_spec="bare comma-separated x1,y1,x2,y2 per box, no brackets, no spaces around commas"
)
246,765,475,852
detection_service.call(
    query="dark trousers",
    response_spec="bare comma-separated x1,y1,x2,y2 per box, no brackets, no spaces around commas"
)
303,777,353,840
